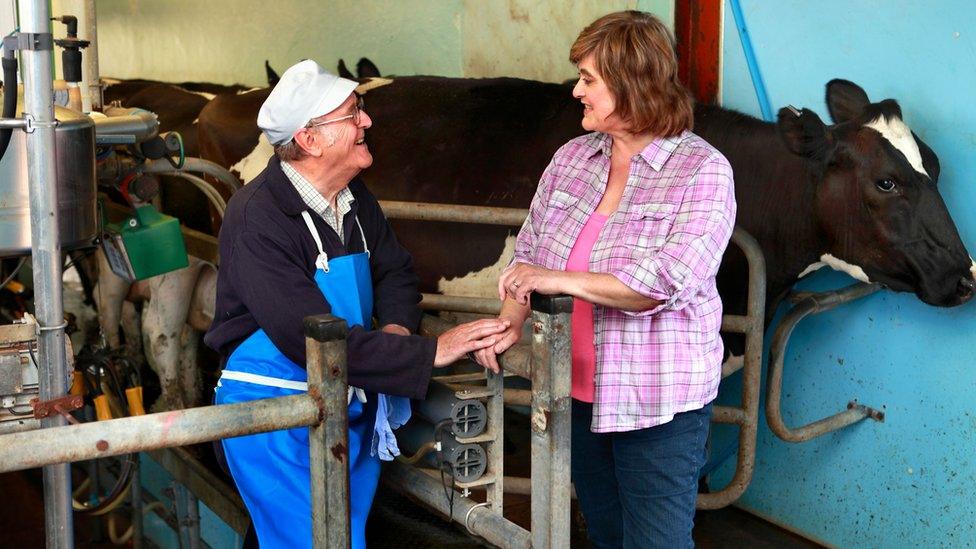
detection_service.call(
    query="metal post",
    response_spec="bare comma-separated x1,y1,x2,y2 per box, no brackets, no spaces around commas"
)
132,455,144,549
173,482,202,549
304,314,351,549
485,368,505,516
17,1,72,546
529,294,572,549
82,0,101,111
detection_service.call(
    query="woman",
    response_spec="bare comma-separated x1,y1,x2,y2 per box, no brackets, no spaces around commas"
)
474,12,736,548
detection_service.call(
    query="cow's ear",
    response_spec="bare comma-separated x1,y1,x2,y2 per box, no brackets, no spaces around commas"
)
914,132,941,183
265,60,280,87
826,79,870,124
357,58,381,79
337,59,355,80
777,107,833,161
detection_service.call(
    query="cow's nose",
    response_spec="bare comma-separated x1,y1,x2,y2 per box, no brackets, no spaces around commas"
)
956,276,975,301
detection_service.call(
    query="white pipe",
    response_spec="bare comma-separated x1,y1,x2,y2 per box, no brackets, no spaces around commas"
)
17,0,73,547
83,0,100,110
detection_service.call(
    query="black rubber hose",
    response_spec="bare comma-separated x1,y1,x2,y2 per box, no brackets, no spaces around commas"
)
0,48,18,161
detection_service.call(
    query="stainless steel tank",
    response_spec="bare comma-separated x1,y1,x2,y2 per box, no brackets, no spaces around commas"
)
0,97,96,255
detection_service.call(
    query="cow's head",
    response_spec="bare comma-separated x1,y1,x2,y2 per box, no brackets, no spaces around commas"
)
777,79,974,307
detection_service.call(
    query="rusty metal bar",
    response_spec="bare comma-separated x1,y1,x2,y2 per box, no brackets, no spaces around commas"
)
529,294,573,548
0,395,320,474
385,462,531,548
420,293,501,315
305,314,351,549
697,227,766,510
378,200,528,227
420,314,532,379
766,283,883,443
485,368,506,516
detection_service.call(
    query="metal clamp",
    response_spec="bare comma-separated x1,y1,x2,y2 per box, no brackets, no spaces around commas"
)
5,32,54,51
30,395,83,420
464,501,491,535
37,319,68,332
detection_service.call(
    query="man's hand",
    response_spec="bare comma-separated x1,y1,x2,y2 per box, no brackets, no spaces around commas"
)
472,318,522,374
434,318,510,367
380,323,411,336
498,263,567,305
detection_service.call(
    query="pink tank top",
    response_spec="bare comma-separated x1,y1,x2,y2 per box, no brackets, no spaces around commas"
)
566,211,608,402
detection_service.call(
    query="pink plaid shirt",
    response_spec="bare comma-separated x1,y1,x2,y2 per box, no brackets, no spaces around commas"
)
514,131,736,432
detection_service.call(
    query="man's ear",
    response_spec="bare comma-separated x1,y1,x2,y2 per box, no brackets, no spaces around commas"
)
777,107,833,162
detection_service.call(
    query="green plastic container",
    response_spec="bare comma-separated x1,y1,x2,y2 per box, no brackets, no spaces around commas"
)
103,205,189,281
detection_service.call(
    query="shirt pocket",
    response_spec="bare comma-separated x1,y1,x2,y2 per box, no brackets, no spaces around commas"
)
538,189,577,233
622,202,676,257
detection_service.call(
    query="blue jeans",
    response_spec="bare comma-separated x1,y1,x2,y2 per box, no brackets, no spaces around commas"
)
571,400,712,549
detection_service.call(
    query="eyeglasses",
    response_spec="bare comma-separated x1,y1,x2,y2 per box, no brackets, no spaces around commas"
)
306,96,366,129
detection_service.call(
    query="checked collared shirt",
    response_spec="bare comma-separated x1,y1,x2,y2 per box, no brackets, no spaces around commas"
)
513,131,736,433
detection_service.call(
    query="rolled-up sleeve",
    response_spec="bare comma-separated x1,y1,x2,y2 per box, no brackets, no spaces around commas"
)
611,156,736,315
512,157,558,266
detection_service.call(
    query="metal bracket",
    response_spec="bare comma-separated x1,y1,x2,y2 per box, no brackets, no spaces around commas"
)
5,32,54,52
30,395,83,421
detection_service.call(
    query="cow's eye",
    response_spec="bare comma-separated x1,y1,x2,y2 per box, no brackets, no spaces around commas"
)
875,179,897,192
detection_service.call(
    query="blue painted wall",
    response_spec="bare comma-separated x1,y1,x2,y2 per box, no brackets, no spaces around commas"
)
713,1,976,547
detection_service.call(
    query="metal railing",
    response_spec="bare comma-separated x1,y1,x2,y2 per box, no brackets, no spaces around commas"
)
765,283,885,442
0,314,352,549
380,200,767,511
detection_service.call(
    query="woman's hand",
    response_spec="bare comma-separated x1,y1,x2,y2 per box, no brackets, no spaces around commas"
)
498,263,568,305
472,318,523,374
434,318,510,367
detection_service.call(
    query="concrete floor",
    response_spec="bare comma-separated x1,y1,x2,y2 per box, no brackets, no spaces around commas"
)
2,466,822,548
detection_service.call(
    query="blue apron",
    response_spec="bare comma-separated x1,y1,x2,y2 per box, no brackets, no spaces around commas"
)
216,211,410,548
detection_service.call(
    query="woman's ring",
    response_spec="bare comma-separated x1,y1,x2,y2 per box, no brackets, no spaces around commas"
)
512,281,521,288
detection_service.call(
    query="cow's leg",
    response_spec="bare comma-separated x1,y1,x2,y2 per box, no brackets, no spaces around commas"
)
142,260,202,411
93,250,132,349
178,324,203,408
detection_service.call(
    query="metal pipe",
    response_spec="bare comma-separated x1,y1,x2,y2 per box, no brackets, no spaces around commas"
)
82,0,101,111
0,394,320,474
698,227,766,510
529,294,573,549
94,107,158,141
140,157,242,196
420,293,501,315
419,314,532,379
0,116,30,129
765,283,883,443
18,1,72,546
132,455,143,549
304,314,352,549
378,200,527,227
385,462,531,548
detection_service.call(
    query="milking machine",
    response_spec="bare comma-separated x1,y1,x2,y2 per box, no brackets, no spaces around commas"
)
0,2,243,546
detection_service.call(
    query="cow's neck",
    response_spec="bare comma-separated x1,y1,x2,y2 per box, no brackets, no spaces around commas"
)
693,104,826,301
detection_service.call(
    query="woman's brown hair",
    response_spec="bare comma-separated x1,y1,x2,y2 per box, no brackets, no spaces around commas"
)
570,11,693,137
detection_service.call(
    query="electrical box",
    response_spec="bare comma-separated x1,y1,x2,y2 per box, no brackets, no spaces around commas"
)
102,204,188,281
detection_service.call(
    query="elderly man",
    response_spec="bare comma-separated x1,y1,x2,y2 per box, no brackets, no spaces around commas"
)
204,60,508,548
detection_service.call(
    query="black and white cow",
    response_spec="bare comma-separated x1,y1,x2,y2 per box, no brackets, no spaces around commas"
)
197,77,975,317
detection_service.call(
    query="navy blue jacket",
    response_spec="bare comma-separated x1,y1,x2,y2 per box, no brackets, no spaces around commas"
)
204,157,435,399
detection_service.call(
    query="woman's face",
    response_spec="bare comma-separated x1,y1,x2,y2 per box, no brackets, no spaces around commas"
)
572,54,625,134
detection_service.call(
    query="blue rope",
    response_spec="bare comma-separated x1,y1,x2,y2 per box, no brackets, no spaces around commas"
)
729,0,774,121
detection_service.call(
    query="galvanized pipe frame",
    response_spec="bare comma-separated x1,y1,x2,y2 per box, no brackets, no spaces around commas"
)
17,1,74,546
697,227,766,510
399,199,768,511
765,282,884,443
0,314,352,549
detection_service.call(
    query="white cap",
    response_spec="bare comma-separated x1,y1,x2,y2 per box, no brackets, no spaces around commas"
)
257,59,358,146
